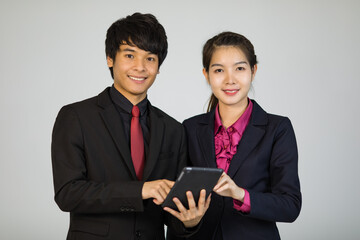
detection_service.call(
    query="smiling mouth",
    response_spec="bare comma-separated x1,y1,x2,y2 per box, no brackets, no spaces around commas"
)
223,89,239,93
129,76,147,81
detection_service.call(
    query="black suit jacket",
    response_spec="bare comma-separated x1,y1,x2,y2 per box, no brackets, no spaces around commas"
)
168,100,301,240
51,88,191,240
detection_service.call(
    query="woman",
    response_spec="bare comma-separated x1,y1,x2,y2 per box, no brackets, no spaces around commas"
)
169,32,301,239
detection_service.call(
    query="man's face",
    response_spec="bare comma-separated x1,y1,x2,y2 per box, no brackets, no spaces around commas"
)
107,44,159,105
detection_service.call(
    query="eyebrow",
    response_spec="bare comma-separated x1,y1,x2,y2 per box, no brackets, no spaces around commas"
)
210,61,248,68
121,48,135,52
120,47,157,56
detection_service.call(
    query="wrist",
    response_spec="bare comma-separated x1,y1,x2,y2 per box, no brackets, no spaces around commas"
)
183,220,200,229
233,187,245,202
141,182,148,199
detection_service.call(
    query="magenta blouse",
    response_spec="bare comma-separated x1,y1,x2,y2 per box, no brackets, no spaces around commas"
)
214,100,253,213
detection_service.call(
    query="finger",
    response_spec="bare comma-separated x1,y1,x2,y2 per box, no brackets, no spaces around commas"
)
218,172,226,181
172,197,187,213
153,198,162,205
204,193,212,209
153,190,165,204
186,191,196,210
158,184,170,198
159,181,172,195
197,189,206,211
163,207,181,219
162,179,174,190
214,179,227,191
162,179,174,193
158,185,169,200
214,174,228,189
219,172,230,182
152,183,169,203
215,183,228,192
165,180,175,188
206,193,212,202
214,183,229,194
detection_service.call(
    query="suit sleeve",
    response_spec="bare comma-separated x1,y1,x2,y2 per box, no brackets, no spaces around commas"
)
246,118,302,222
51,106,144,214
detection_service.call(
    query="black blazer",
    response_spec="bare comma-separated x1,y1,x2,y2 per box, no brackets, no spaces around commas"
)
168,100,301,240
51,88,191,240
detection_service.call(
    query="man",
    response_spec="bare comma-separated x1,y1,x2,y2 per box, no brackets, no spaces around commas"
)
51,13,209,240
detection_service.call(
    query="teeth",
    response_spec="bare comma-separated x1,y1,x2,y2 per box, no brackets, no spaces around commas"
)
225,90,237,93
129,76,146,81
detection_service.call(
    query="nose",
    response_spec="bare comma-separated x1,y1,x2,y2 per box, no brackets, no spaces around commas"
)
134,58,146,72
225,72,235,84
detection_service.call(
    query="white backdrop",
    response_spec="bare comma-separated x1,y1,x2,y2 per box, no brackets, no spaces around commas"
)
1,0,359,239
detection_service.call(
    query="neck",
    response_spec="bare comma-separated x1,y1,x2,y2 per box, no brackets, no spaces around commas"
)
127,95,145,106
218,100,249,129
114,85,146,105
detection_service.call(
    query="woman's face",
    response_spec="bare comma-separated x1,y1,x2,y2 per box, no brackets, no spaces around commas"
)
204,46,257,110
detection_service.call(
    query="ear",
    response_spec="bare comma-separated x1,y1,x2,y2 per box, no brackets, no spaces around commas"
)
203,68,210,84
107,56,114,68
251,64,258,81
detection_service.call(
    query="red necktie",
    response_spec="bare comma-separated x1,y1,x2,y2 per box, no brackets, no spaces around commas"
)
131,105,145,180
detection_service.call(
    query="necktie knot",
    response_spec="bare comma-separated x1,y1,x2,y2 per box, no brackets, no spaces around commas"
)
132,105,140,118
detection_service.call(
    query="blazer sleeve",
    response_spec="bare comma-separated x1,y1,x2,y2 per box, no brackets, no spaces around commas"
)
246,117,302,222
51,106,144,214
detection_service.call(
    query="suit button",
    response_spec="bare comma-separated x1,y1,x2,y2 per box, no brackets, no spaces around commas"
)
135,230,141,238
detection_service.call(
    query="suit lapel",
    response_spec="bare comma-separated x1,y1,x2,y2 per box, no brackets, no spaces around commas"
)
97,88,137,179
227,125,265,178
142,105,164,180
197,110,217,168
227,100,268,178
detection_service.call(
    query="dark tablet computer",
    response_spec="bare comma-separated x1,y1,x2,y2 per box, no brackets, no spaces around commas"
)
162,167,223,210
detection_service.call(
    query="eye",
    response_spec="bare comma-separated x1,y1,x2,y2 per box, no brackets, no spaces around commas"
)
236,66,245,71
147,57,156,62
125,54,134,59
214,68,223,73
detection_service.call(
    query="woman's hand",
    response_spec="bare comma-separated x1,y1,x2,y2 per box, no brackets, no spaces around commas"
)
163,189,211,228
213,172,245,202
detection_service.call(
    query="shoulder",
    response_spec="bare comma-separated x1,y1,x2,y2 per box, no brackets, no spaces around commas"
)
58,88,109,116
267,112,292,129
57,98,97,125
182,112,213,137
183,112,211,126
62,95,97,110
252,100,289,121
251,100,295,135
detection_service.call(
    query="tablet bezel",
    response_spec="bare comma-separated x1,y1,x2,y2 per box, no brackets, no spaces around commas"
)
161,167,223,210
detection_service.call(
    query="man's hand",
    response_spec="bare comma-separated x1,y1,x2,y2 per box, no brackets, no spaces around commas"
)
142,179,174,205
163,189,211,228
